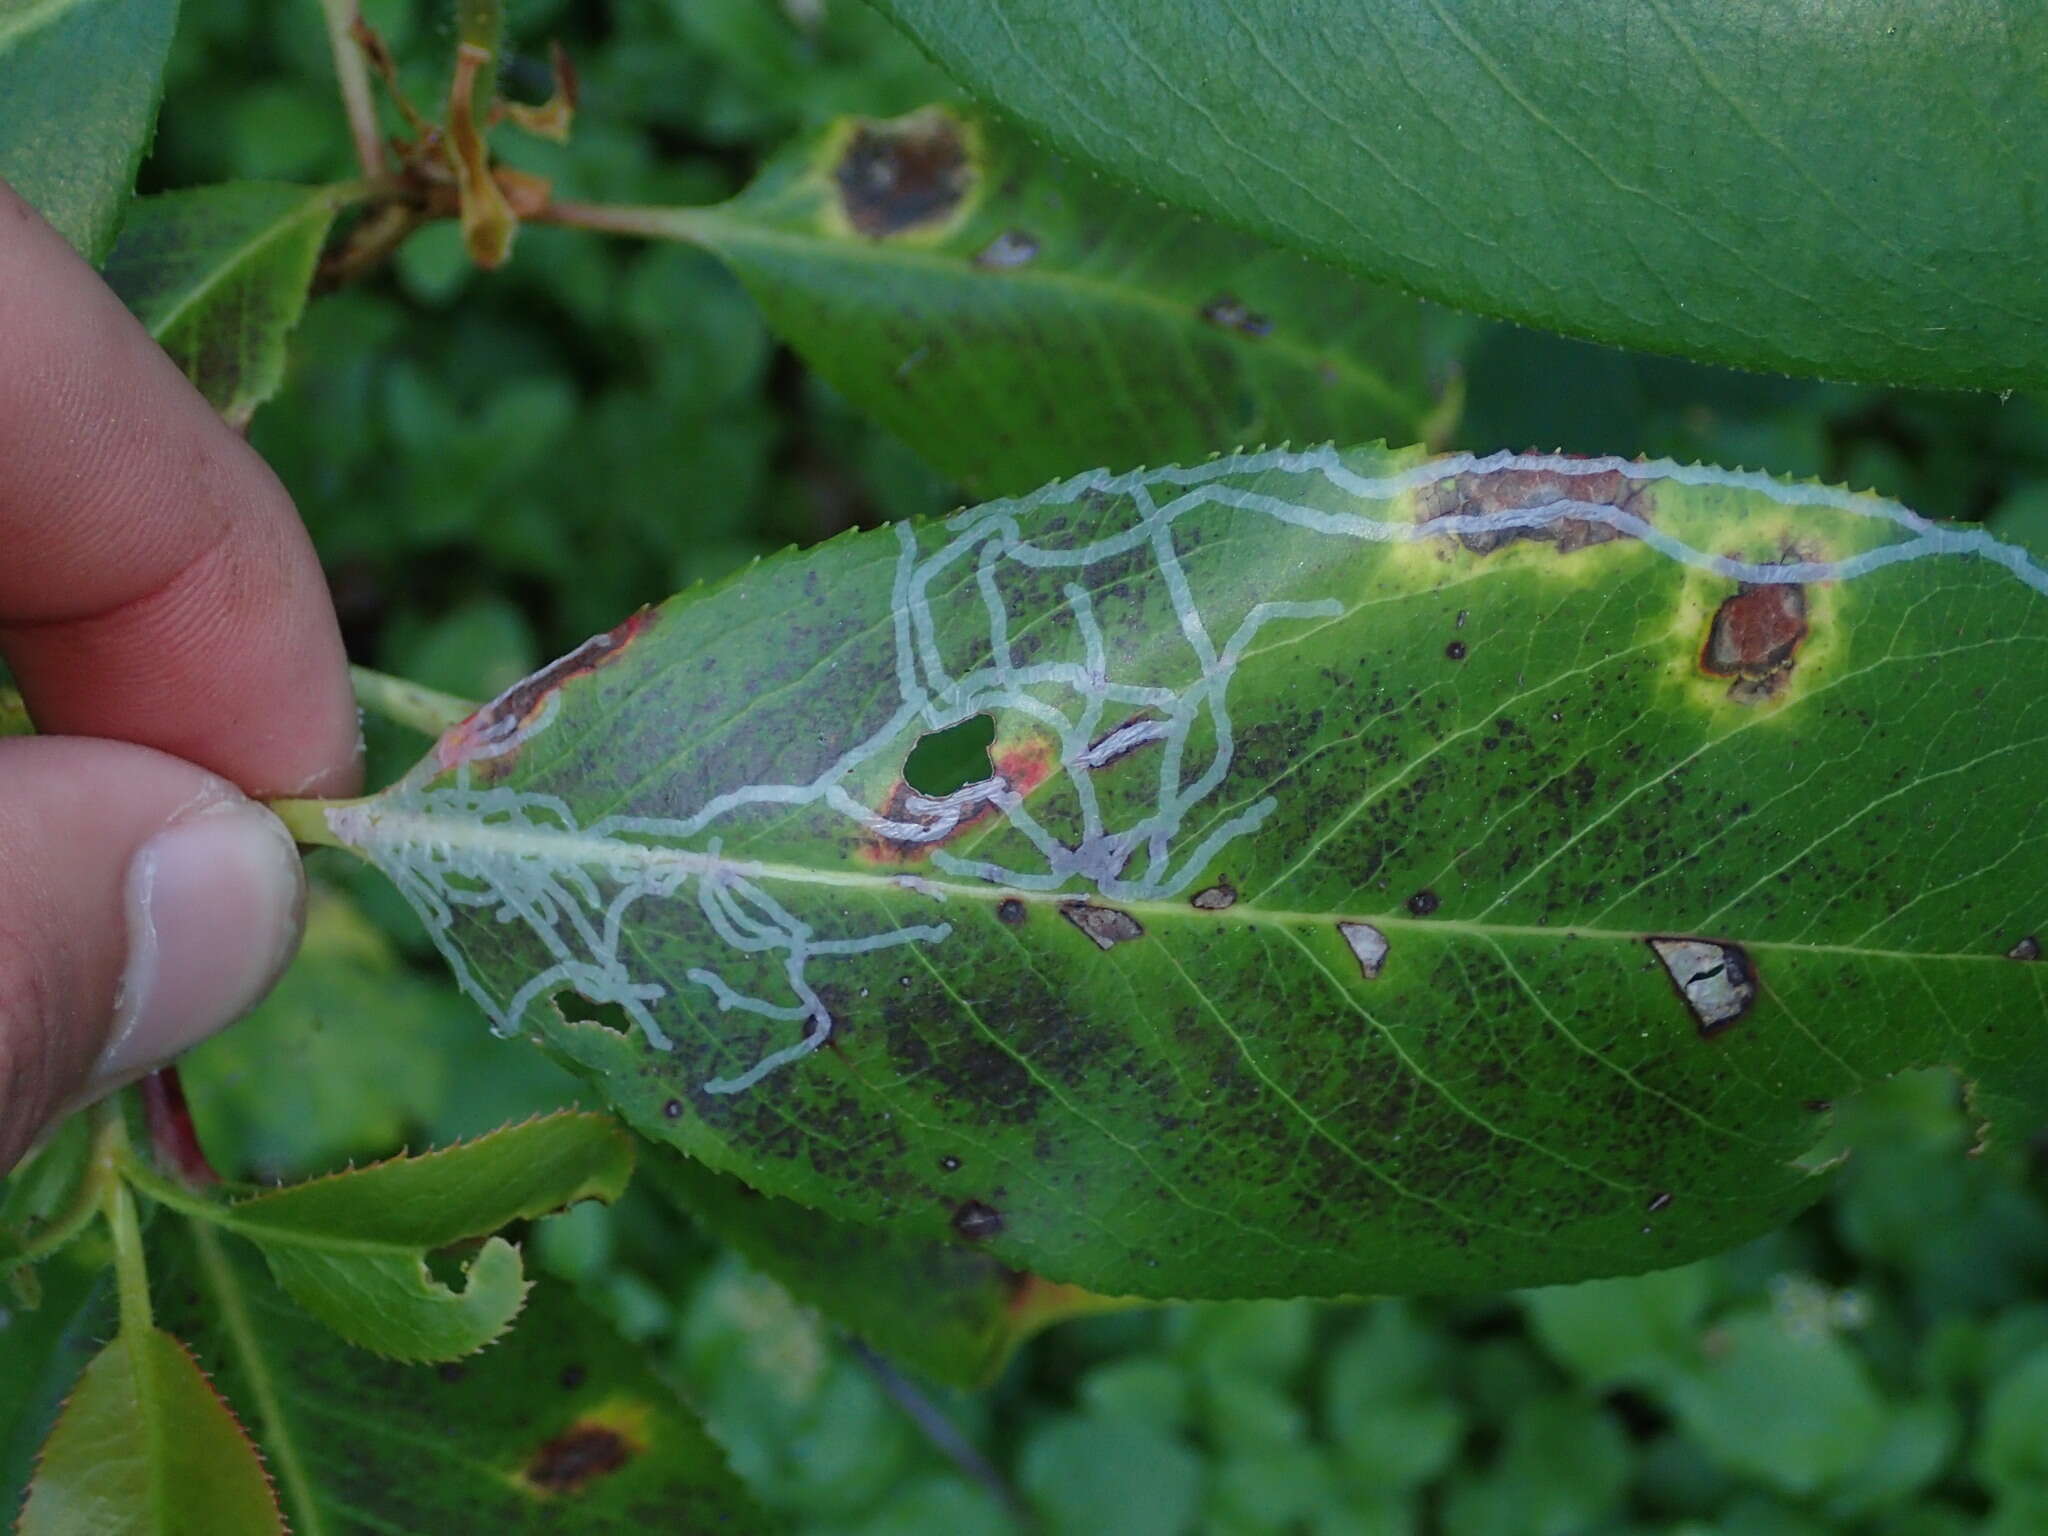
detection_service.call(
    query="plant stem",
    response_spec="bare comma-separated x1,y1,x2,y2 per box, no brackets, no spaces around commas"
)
533,199,708,243
847,1341,1027,1524
455,0,505,54
351,664,477,735
103,1158,154,1334
318,0,386,177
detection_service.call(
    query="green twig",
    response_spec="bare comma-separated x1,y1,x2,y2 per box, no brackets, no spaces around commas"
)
351,665,477,736
318,0,386,177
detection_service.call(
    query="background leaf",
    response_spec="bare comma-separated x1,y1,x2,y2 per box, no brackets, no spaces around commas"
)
17,1324,284,1536
869,0,2048,394
0,0,179,261
321,444,2048,1301
658,106,1447,494
104,181,338,427
150,1223,772,1534
647,1148,1126,1388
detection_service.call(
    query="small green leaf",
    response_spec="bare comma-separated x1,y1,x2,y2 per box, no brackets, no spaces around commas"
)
17,1325,284,1536
150,1223,772,1533
256,1235,530,1365
647,1147,1126,1387
103,182,339,428
189,1113,634,1361
0,0,179,262
660,106,1446,494
871,2,2048,393
315,443,2048,1300
1,1114,102,1282
223,1111,633,1249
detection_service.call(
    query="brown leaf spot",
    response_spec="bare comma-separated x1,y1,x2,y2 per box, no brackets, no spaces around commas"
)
1701,583,1807,702
525,1423,633,1496
434,606,656,778
2008,935,2041,961
1191,882,1237,911
997,898,1027,925
1416,463,1652,555
1061,902,1145,950
1445,640,1468,661
973,228,1040,269
1338,921,1390,979
1406,889,1440,917
1649,937,1757,1037
1200,294,1273,337
836,111,973,238
953,1200,1004,1241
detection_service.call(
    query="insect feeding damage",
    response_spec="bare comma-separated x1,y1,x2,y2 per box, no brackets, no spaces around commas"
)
1701,582,1808,703
2011,935,2042,961
1192,882,1238,910
1416,464,1652,556
1648,937,1757,1037
836,110,973,238
973,229,1040,270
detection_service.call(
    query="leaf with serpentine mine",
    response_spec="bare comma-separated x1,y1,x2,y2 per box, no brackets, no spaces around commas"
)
305,443,2048,1300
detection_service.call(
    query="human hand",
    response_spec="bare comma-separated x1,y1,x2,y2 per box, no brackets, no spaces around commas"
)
0,180,360,1172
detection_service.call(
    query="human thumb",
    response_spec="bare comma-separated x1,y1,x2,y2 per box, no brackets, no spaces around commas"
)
0,736,305,1171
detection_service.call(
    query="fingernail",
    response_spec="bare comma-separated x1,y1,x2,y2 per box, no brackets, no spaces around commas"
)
93,799,306,1087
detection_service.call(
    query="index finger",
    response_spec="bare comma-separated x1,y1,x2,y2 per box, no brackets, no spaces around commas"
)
0,179,359,799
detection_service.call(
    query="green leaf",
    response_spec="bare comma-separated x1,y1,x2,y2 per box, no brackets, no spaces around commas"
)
159,1113,635,1361
17,1325,285,1536
103,183,338,428
869,2,2048,394
646,1147,1125,1387
0,0,179,262
314,443,2048,1300
654,106,1446,494
148,1222,772,1534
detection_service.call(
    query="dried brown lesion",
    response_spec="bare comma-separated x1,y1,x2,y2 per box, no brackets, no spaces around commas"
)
834,109,975,239
1648,937,1756,1037
1061,902,1144,950
1415,464,1653,555
432,606,656,779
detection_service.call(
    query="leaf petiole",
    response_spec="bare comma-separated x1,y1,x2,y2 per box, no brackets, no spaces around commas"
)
349,665,477,736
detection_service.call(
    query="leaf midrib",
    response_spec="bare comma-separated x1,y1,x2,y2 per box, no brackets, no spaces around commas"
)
334,803,2010,964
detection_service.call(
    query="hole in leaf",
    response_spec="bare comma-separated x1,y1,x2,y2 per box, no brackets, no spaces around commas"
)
555,990,633,1035
904,713,995,796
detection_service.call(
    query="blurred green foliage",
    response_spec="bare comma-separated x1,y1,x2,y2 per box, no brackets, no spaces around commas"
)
97,0,2048,1530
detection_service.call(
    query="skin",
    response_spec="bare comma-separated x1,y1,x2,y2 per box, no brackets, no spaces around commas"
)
0,179,360,1173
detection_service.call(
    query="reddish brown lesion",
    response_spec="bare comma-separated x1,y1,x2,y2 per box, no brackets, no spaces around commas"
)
520,1422,637,1497
859,734,1058,864
1700,583,1807,703
432,606,657,779
1416,462,1653,554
